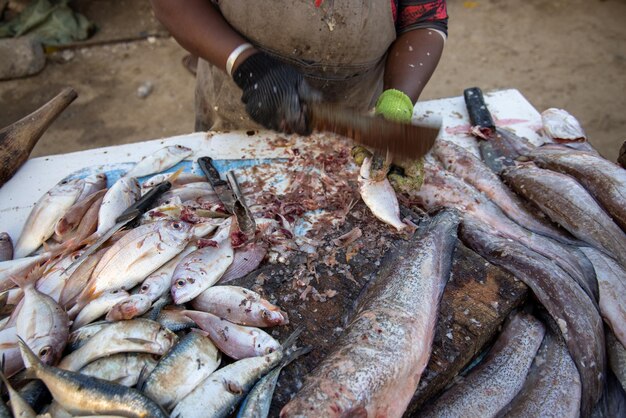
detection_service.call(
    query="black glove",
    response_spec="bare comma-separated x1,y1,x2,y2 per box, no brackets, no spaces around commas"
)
233,52,318,135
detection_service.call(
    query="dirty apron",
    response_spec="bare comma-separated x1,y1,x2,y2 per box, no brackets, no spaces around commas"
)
195,0,396,131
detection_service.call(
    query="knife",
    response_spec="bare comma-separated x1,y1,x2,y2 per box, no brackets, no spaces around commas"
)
198,157,236,214
308,102,441,160
65,181,172,272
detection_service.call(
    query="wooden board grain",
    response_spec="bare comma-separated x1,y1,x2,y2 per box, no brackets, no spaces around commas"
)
228,203,528,416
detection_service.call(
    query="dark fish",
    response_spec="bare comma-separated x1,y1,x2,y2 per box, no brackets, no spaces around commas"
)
478,128,534,173
412,161,598,303
419,311,545,418
459,218,606,416
281,210,459,418
498,331,581,417
503,164,626,269
0,233,12,262
528,146,626,232
433,140,577,244
18,338,168,417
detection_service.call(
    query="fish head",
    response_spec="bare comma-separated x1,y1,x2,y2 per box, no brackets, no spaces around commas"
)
170,274,202,305
51,178,85,197
161,220,194,245
154,327,178,354
251,330,281,356
260,307,290,326
31,340,62,365
138,273,168,300
172,144,193,156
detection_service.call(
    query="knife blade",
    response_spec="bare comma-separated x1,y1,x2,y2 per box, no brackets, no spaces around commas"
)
65,181,172,272
308,102,441,160
198,157,236,214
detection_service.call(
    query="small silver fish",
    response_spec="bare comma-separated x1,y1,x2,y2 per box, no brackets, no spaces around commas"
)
14,178,84,258
96,176,141,235
105,294,152,322
124,145,193,179
71,289,130,330
358,156,407,231
79,353,158,387
136,244,198,302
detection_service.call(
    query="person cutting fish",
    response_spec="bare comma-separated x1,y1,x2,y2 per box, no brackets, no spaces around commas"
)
150,0,448,136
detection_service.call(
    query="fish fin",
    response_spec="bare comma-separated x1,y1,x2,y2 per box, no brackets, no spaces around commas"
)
135,364,151,391
16,337,41,376
167,167,185,183
9,264,45,290
124,337,154,345
279,345,312,369
280,325,305,352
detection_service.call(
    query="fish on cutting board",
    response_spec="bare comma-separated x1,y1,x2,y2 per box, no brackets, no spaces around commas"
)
95,176,141,236
503,163,626,269
281,210,459,418
418,311,545,418
123,145,193,179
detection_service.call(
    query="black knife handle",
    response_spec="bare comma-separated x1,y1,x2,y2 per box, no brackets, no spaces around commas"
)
115,181,171,224
463,87,495,134
198,157,227,187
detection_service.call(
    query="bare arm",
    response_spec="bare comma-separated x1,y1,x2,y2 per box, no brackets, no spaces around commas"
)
149,0,257,73
383,29,445,102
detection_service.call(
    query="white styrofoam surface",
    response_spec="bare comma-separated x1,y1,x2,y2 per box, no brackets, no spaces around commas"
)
0,89,541,242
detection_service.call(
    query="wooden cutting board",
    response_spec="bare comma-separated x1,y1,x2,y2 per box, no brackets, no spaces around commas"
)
228,202,528,416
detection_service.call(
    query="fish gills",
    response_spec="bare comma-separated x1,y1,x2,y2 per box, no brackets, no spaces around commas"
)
280,210,459,418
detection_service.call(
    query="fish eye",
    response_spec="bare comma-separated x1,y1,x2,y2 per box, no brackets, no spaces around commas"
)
39,346,51,358
141,284,149,291
172,222,182,230
112,290,119,294
176,280,186,288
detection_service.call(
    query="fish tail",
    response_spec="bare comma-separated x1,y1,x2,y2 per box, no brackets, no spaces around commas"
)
75,282,100,309
16,337,41,377
9,264,45,290
280,325,305,352
167,167,185,183
279,345,311,369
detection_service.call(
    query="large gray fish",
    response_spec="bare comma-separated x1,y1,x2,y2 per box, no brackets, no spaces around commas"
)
18,338,168,417
191,285,288,327
433,140,576,244
141,329,221,410
281,210,459,418
412,161,598,302
123,145,192,179
528,146,626,232
0,233,12,262
419,311,545,418
13,266,69,365
96,176,141,236
59,319,177,372
503,164,626,268
580,247,626,347
81,219,193,303
14,177,84,258
79,353,158,387
459,218,606,416
497,331,581,418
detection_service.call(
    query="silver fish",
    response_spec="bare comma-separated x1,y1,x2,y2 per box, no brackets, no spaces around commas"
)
14,178,84,258
59,247,107,310
503,164,626,269
433,140,576,244
155,307,197,332
35,249,84,303
171,329,301,418
498,331,581,418
142,329,221,410
170,218,234,304
66,321,111,352
79,353,158,387
14,267,69,365
124,145,192,179
528,146,626,233
157,182,219,206
358,156,407,231
105,294,152,322
281,210,459,418
459,218,606,416
59,319,177,372
18,338,168,417
580,246,626,347
96,176,140,235
237,347,310,418
71,289,130,330
183,310,280,359
191,285,288,327
136,244,198,302
219,242,268,284
0,252,52,293
0,233,13,262
81,219,193,302
142,172,205,190
419,311,545,418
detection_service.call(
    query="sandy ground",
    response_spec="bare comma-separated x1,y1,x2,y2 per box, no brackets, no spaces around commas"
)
0,0,625,161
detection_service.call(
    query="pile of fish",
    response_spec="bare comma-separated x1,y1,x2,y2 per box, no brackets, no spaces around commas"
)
372,100,625,417
0,94,624,418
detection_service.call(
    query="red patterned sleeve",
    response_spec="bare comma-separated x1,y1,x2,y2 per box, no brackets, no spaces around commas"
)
396,0,448,36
